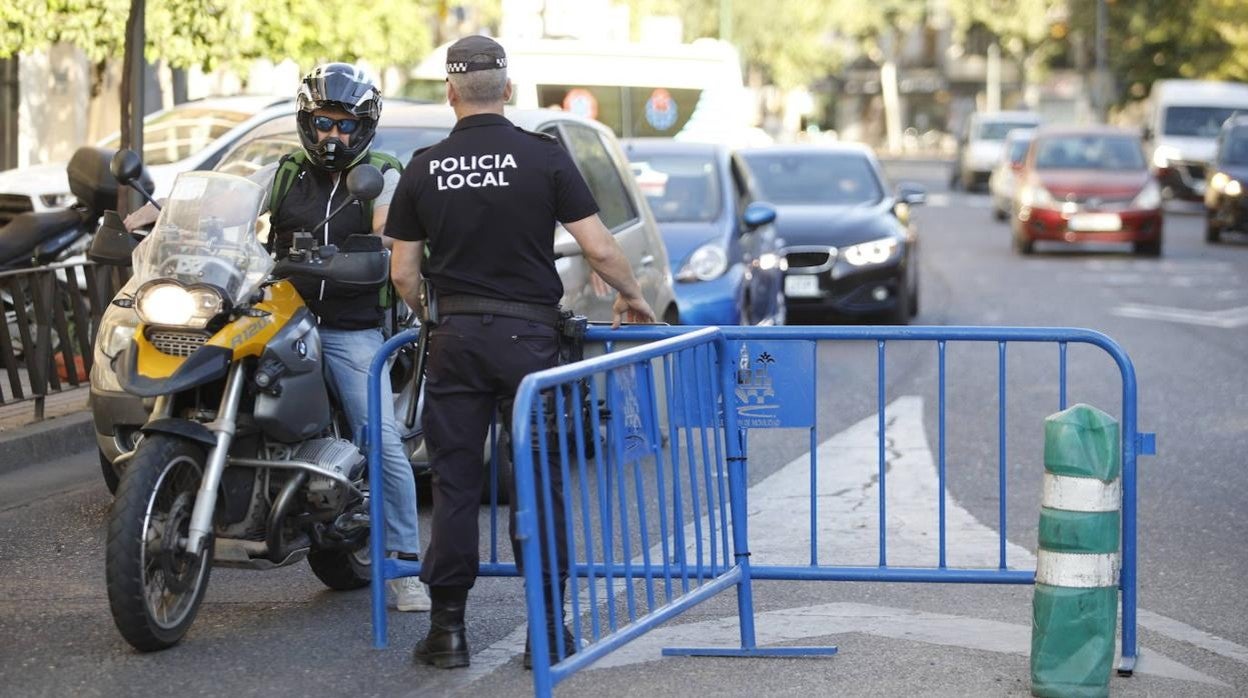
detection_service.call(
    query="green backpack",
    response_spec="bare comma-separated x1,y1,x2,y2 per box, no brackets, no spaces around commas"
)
268,149,405,310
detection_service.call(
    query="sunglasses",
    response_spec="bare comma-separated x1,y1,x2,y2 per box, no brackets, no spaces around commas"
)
312,115,361,134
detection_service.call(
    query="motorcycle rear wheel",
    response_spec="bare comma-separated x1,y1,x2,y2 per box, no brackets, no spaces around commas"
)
106,435,213,652
307,545,371,590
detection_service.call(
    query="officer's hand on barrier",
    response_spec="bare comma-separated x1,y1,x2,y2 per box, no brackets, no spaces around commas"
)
612,293,656,329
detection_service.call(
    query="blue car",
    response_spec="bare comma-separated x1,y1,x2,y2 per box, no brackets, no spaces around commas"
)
623,139,785,326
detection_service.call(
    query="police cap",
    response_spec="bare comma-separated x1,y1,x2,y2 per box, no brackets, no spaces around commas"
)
445,36,507,74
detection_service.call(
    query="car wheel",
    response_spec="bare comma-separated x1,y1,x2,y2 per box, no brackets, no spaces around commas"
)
887,281,911,325
1013,232,1034,255
1134,236,1162,257
1206,211,1222,243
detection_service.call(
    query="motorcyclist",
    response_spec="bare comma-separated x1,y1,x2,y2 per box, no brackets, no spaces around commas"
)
124,63,430,613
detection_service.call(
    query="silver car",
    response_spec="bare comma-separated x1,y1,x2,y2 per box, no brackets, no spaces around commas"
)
91,104,679,490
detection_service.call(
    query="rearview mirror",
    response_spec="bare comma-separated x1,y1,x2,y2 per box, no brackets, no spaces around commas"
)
896,182,927,206
742,201,777,229
109,149,144,186
347,164,384,201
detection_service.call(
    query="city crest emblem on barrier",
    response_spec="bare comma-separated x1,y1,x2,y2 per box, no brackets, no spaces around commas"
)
736,344,778,417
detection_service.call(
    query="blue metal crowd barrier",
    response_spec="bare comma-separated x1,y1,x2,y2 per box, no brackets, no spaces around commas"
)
365,324,1154,696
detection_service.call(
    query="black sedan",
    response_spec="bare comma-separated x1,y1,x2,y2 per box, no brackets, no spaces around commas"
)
738,144,926,323
1204,113,1248,243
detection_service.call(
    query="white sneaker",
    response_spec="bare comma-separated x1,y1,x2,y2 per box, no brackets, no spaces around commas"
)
390,576,431,612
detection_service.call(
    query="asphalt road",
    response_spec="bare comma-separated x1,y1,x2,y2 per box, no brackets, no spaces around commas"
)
2,159,1246,697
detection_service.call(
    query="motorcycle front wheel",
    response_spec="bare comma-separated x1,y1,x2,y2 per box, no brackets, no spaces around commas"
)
106,435,214,651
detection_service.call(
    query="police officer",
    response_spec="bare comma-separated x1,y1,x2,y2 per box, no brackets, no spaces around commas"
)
386,35,656,670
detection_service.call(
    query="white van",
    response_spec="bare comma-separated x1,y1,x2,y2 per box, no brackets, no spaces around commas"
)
951,110,1042,191
1146,79,1248,200
405,38,758,145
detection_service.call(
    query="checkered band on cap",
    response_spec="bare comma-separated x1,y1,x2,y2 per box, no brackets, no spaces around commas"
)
445,35,507,74
446,56,507,73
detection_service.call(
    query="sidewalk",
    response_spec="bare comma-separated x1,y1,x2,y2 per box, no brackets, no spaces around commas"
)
0,385,94,472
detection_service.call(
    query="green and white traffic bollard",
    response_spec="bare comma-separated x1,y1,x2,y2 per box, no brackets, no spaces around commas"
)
1031,404,1121,698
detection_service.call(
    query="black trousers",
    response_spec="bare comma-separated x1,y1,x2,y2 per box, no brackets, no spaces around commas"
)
419,313,568,590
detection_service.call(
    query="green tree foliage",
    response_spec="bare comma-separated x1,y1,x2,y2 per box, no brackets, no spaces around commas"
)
241,0,437,73
946,0,1061,65
0,0,442,74
621,0,843,89
1087,0,1248,100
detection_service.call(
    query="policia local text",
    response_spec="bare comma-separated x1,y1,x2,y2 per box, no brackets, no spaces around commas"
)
429,153,518,190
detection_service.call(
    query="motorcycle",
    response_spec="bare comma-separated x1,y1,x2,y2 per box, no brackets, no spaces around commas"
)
1,147,147,355
94,150,389,651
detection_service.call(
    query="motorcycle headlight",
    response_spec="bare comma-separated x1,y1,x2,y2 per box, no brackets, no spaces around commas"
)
843,237,900,266
677,243,728,282
135,282,225,329
1132,180,1162,209
1226,180,1243,197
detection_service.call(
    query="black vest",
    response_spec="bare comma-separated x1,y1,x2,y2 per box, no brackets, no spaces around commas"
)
271,157,383,330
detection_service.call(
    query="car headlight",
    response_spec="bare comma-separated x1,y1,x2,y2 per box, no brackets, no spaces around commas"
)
39,192,74,208
135,282,225,329
843,238,900,266
1211,172,1242,196
1019,182,1055,208
677,243,728,282
757,252,780,271
1152,145,1181,169
1132,179,1162,209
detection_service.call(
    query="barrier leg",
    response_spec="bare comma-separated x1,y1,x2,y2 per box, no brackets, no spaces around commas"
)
1031,404,1121,698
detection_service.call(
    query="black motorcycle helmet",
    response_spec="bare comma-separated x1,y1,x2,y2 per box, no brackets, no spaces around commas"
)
295,63,382,171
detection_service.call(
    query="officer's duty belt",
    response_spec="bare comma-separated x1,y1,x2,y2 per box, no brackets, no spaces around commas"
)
438,294,562,327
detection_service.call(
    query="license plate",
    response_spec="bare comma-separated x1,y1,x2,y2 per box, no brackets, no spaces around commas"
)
1068,213,1121,232
784,274,821,298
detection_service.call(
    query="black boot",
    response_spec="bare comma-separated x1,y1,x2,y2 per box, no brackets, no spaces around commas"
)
523,580,576,670
413,586,470,669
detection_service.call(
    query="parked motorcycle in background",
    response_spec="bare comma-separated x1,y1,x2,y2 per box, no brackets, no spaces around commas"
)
0,147,147,355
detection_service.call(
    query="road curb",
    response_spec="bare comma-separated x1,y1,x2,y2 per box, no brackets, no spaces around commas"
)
0,412,95,475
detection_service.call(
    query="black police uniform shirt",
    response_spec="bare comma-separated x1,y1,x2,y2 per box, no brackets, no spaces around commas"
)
385,113,599,307
266,156,394,330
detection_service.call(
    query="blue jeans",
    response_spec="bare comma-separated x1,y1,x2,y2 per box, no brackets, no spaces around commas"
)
319,326,422,555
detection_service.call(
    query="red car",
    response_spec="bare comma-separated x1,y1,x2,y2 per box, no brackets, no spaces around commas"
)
1012,126,1163,256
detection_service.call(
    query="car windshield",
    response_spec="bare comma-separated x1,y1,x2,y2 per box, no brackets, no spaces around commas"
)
1007,137,1033,164
628,153,722,223
1033,135,1146,171
1163,106,1242,138
100,108,252,166
131,172,273,305
1222,127,1248,165
215,127,451,177
977,121,1038,140
742,151,882,206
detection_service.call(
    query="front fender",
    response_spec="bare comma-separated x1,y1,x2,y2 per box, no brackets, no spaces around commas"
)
141,418,216,448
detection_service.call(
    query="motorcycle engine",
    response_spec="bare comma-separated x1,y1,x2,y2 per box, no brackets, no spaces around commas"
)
292,438,365,511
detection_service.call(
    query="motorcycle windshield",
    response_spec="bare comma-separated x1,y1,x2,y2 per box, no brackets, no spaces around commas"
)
131,172,274,305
